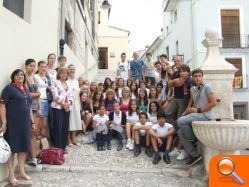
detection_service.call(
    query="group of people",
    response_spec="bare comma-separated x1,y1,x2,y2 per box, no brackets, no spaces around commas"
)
0,51,217,185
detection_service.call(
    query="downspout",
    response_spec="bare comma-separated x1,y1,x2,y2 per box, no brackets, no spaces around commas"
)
59,0,65,55
191,0,196,68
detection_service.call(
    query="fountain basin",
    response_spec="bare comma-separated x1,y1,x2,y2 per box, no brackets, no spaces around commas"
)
192,120,249,151
192,120,249,173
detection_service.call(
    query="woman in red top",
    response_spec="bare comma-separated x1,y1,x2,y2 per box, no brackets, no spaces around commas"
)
119,87,131,113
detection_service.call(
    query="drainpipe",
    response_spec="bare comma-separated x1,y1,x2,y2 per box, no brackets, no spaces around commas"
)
59,0,65,55
191,0,196,68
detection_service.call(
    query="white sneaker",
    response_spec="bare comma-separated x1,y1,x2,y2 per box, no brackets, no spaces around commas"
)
126,140,131,149
176,150,189,160
129,141,134,150
168,147,181,157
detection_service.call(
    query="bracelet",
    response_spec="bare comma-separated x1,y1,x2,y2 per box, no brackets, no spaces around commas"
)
197,108,202,113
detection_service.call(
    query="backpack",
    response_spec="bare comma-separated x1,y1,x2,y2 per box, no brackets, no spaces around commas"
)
38,147,65,165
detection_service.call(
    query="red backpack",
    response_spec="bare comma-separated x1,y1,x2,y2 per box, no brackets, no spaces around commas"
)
38,147,65,165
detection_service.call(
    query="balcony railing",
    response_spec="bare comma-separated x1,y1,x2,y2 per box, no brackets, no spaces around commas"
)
233,74,248,89
222,34,249,48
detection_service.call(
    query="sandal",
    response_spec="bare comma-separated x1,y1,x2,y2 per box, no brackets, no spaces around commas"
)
8,178,18,186
19,174,31,181
72,142,80,146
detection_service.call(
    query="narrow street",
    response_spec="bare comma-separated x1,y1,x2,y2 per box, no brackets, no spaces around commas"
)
1,135,206,187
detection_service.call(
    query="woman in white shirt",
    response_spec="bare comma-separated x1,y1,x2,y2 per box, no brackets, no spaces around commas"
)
50,67,73,153
67,65,82,146
46,53,57,84
34,61,49,137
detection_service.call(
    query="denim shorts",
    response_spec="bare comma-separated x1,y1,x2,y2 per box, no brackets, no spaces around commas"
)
41,100,49,117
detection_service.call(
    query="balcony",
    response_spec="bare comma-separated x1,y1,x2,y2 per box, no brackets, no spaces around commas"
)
222,34,249,48
233,74,248,89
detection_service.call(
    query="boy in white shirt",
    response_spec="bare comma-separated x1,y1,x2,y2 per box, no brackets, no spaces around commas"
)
92,105,109,151
149,112,175,164
116,53,130,82
133,112,153,157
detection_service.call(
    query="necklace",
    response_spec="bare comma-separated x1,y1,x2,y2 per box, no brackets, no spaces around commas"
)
12,83,28,104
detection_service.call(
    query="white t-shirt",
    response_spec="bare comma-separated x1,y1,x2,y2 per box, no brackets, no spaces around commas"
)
134,121,152,136
117,61,130,80
34,74,48,100
114,111,122,125
148,113,157,125
152,123,173,138
126,112,139,124
93,114,109,125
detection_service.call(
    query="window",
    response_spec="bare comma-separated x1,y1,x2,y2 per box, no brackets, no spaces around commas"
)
234,103,248,120
166,26,169,35
176,40,179,55
221,9,240,48
98,47,108,69
174,9,177,22
98,11,101,24
225,58,245,88
3,0,24,18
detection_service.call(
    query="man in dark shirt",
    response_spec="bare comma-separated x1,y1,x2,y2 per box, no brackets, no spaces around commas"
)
165,56,185,125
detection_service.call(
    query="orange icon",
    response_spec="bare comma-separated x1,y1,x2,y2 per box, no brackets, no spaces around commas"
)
217,157,244,185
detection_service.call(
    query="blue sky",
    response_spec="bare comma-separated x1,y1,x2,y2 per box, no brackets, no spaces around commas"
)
108,0,163,57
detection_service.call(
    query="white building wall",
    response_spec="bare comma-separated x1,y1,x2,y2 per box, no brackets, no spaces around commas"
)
0,0,99,180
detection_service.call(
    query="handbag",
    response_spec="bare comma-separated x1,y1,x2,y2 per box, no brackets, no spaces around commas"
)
0,133,11,163
38,147,65,165
45,71,53,103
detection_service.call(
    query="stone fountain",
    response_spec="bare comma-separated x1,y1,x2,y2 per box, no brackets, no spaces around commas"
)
192,27,249,174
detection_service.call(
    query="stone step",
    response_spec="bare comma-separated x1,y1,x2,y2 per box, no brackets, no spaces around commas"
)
94,69,116,83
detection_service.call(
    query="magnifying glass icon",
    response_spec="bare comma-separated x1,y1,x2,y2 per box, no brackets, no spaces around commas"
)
217,157,244,185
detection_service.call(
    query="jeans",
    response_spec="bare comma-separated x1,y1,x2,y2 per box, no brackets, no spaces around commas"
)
177,113,210,157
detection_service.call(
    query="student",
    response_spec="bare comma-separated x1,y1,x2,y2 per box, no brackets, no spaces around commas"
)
116,52,130,82
125,99,140,150
148,86,159,108
146,79,152,89
133,112,153,157
90,91,104,115
103,77,112,92
143,53,156,85
156,82,166,107
130,52,144,80
55,55,67,72
80,91,93,134
92,105,109,151
147,101,160,125
119,87,131,113
149,112,175,164
137,89,148,112
168,64,194,161
104,89,117,113
89,81,98,99
110,81,118,99
154,61,161,84
177,69,217,166
117,78,125,99
107,101,126,151
129,82,138,100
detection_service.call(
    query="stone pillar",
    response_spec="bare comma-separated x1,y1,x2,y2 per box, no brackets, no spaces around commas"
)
200,27,237,120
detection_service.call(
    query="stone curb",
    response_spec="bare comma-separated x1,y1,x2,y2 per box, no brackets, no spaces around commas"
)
24,164,191,177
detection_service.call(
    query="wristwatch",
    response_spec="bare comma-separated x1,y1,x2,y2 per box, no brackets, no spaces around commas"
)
197,108,202,113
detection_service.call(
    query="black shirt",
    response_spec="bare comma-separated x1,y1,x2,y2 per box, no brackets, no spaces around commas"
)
172,71,184,99
183,77,194,110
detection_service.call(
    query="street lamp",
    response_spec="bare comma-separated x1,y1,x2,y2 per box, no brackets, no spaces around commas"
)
100,0,111,9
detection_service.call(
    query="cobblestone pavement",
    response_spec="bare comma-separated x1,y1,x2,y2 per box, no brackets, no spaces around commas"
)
1,135,208,187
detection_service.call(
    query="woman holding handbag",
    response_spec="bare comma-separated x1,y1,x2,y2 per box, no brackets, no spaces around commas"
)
50,67,73,153
1,69,36,185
